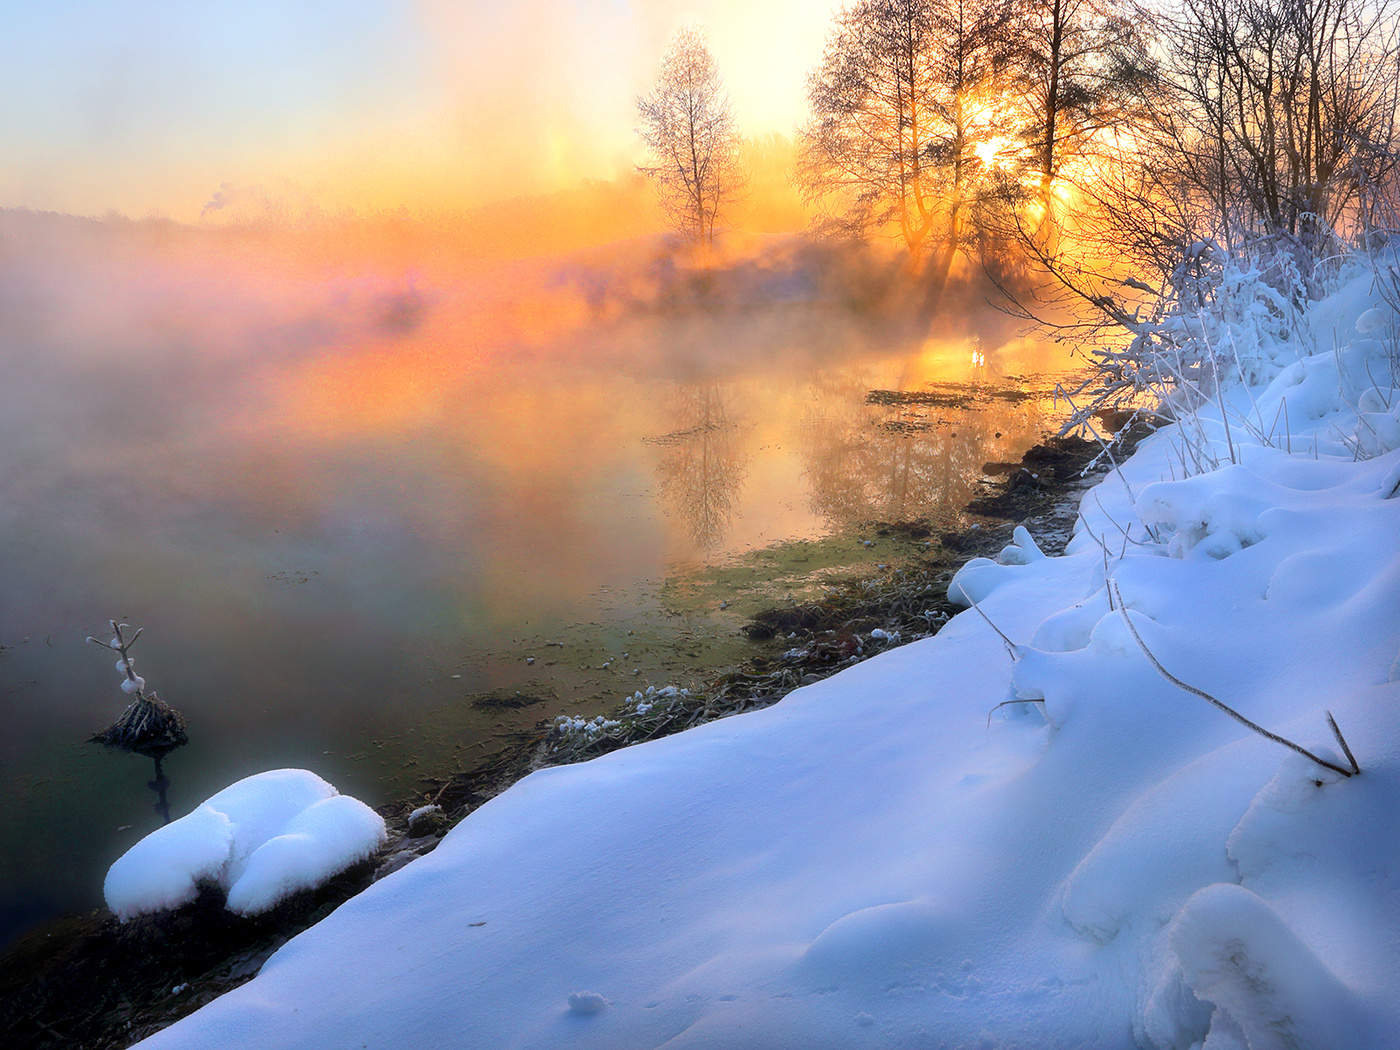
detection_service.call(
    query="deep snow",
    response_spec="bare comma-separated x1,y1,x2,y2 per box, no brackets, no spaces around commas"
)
134,270,1399,1048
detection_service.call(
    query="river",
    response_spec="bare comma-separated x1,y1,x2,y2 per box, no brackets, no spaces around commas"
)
0,214,1080,944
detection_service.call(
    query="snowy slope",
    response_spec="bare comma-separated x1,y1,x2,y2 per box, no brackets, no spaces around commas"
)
135,282,1400,1049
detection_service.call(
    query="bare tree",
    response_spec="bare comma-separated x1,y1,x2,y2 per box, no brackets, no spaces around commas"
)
1007,0,1150,250
1155,0,1400,254
926,0,1024,293
1101,0,1398,283
637,29,743,245
994,0,1400,434
800,0,1015,293
799,0,942,262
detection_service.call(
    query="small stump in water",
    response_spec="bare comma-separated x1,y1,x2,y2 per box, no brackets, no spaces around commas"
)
88,620,188,823
91,692,189,758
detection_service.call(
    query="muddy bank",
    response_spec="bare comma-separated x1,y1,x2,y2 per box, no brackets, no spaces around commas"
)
0,425,1147,1050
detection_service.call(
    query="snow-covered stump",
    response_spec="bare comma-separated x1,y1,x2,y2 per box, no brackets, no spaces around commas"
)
104,769,387,921
87,620,188,823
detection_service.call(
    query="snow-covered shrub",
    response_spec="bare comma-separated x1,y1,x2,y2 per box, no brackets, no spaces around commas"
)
104,769,386,919
1076,237,1317,431
1065,235,1400,483
1150,239,1306,390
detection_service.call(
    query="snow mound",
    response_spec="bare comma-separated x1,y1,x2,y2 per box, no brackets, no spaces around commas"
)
105,769,386,920
946,524,1049,605
1143,882,1374,1049
1136,465,1273,558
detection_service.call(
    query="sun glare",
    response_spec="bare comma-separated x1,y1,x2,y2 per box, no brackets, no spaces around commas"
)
973,135,1019,171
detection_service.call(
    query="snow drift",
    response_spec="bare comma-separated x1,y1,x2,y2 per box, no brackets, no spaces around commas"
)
134,269,1399,1047
105,769,386,920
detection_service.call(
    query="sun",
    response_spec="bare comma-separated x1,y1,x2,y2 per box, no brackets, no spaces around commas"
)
973,134,1020,171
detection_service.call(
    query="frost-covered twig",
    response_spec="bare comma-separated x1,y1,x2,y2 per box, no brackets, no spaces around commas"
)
1110,582,1357,778
1091,492,1153,548
1264,396,1292,453
951,585,1018,660
1205,337,1238,465
1226,329,1272,444
1362,357,1392,410
1326,711,1362,776
87,620,146,696
986,698,1044,727
1054,384,1137,503
1078,515,1117,595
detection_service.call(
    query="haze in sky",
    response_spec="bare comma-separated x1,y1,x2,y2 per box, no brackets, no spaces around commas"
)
2,0,839,220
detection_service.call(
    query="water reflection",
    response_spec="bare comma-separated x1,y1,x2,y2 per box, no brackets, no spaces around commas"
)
800,356,1056,530
651,385,749,550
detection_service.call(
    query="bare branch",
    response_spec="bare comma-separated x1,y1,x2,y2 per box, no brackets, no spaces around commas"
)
1326,710,1362,775
1111,581,1356,778
952,583,1019,660
986,697,1045,727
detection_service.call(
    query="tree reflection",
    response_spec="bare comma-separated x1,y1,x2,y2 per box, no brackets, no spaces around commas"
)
652,384,748,550
799,366,1050,529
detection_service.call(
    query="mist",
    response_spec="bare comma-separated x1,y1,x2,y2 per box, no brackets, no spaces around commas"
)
0,188,1045,631
0,184,1068,947
0,191,1056,757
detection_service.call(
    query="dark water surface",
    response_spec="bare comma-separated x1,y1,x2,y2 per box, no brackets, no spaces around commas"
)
0,220,1079,944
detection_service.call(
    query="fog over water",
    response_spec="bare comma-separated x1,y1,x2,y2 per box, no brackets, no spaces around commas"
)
0,210,1079,944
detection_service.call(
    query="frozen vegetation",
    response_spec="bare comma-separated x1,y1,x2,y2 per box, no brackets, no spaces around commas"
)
134,265,1398,1047
105,769,386,920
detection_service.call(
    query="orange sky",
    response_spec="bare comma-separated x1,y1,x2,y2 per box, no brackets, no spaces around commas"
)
2,1,840,222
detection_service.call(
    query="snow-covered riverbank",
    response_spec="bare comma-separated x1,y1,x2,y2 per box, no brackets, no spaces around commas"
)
138,272,1400,1048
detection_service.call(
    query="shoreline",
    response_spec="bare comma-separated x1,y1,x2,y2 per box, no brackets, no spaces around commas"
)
0,424,1144,1050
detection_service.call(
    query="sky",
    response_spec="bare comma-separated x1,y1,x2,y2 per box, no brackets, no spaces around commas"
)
1,0,840,221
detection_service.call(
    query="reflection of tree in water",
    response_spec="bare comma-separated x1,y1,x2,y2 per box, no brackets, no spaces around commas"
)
651,384,748,550
800,369,1050,530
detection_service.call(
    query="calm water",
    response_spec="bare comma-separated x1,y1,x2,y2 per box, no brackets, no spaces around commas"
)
0,218,1078,944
